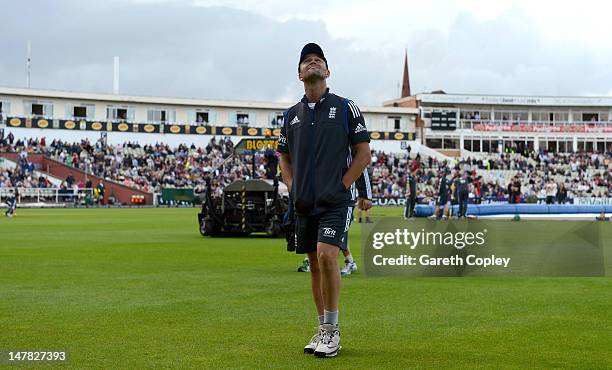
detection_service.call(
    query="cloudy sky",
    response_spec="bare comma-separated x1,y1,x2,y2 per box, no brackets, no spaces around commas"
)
2,0,612,106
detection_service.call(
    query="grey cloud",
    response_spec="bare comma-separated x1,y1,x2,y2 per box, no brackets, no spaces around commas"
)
1,1,610,109
0,1,342,103
409,8,612,97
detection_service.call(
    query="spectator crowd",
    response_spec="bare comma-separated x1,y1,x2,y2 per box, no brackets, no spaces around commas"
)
1,134,610,203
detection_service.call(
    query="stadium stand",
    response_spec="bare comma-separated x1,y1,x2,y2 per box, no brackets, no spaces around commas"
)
1,135,610,206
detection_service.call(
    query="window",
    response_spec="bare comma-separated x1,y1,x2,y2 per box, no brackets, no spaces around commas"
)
538,140,547,151
32,104,44,116
582,113,599,122
513,111,528,121
191,109,213,125
443,138,458,149
425,138,442,148
147,108,176,124
272,114,284,126
117,109,127,120
387,116,401,131
196,112,209,124
587,111,610,122
473,139,481,152
24,101,53,118
460,110,488,120
237,113,250,126
553,112,568,122
490,140,499,152
73,106,87,118
527,140,535,151
463,139,472,151
495,111,511,121
531,111,547,122
106,106,135,122
496,110,528,122
0,101,8,120
70,103,95,120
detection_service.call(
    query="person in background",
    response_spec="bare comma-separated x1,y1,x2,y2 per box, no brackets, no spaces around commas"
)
5,188,17,217
556,182,568,204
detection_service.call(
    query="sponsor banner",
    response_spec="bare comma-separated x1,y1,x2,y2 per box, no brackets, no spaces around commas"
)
246,127,262,136
574,197,612,205
8,117,23,127
89,121,104,131
136,123,160,133
372,197,433,206
35,118,50,129
220,126,236,136
473,122,612,133
193,125,211,135
4,116,415,139
372,196,531,207
372,197,406,207
113,122,132,132
362,218,610,277
60,120,78,130
234,137,278,154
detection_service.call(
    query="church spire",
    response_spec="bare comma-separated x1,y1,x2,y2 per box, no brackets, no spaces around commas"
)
401,50,411,98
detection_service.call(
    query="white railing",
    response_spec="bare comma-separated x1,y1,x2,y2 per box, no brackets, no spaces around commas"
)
460,120,612,133
0,187,95,204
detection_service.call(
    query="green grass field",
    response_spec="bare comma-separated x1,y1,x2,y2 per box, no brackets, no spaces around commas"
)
1,208,611,369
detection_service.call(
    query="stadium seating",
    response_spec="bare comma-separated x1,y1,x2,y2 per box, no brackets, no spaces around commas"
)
1,137,610,203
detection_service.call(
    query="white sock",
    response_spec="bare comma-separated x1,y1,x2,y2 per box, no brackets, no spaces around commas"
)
345,255,354,264
324,310,338,326
318,315,324,325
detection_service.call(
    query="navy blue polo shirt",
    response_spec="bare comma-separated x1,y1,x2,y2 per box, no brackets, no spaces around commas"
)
277,89,370,216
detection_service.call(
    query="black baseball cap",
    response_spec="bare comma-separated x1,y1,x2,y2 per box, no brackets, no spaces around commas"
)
298,42,328,71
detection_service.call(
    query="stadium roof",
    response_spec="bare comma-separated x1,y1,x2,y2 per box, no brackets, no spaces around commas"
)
385,93,612,107
0,86,418,114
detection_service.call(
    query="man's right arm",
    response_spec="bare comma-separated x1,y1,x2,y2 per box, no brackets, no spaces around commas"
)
279,153,293,193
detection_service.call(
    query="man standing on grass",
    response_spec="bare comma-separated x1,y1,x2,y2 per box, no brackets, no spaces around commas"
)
278,43,371,358
404,169,417,219
5,188,17,217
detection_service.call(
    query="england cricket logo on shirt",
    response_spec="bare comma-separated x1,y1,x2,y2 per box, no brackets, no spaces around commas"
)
328,107,336,119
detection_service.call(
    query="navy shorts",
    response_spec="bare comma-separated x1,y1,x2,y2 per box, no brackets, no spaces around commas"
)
437,195,449,206
295,205,353,254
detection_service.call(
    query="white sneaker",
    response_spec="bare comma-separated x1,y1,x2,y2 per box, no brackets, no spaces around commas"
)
314,324,341,358
303,328,321,354
340,261,357,276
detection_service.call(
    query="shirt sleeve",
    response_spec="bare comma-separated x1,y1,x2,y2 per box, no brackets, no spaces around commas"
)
277,111,289,154
346,100,370,145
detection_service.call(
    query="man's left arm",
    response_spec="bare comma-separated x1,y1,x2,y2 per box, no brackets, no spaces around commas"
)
355,170,373,210
342,100,371,190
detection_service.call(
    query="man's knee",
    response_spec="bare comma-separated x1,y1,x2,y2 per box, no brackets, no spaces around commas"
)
317,243,339,268
308,252,320,273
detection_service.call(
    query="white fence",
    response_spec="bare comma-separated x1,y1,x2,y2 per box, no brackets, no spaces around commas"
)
0,187,95,204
